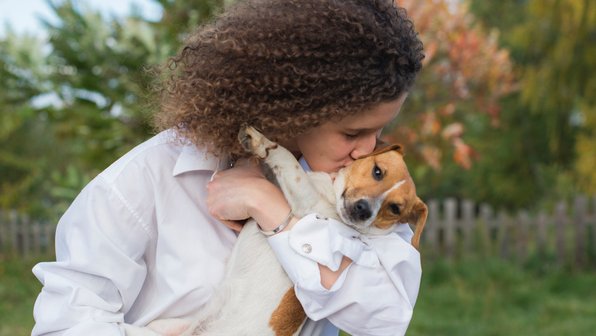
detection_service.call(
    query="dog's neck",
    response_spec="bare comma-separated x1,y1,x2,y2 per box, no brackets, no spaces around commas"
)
363,224,399,236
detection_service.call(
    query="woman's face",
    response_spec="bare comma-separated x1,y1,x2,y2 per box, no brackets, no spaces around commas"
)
294,94,407,173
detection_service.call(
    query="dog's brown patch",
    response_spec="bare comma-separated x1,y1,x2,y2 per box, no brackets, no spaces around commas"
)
265,143,279,158
359,143,403,158
342,145,428,249
269,287,306,336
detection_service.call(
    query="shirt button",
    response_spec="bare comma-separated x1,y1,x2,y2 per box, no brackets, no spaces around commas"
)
302,243,312,254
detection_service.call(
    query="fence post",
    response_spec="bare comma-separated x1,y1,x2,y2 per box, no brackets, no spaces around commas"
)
536,211,548,258
9,210,19,256
555,201,568,267
462,200,474,254
425,200,439,255
45,223,56,256
444,198,457,260
516,211,530,264
21,214,31,259
32,221,42,256
0,210,6,252
479,204,493,256
573,196,588,268
498,211,512,260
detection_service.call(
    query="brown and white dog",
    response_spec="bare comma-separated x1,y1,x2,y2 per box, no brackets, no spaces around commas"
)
128,126,427,336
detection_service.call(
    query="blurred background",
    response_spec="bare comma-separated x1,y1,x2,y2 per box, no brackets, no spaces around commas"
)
0,0,594,335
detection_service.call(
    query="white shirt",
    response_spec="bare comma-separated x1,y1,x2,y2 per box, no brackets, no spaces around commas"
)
32,130,421,336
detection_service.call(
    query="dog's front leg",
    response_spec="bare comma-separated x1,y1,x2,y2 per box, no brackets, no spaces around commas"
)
239,126,334,217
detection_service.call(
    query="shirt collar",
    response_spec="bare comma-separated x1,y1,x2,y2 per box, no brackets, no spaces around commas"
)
298,156,311,172
172,144,229,176
174,146,308,176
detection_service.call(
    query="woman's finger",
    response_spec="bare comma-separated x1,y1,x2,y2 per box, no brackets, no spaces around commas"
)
219,219,245,232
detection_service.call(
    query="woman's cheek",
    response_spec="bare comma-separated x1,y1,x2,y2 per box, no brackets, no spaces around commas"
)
336,140,356,159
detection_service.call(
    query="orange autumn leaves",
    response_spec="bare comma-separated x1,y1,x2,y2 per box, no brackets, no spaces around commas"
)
386,0,516,170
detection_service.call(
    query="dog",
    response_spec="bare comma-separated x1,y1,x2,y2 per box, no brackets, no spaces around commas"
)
129,126,427,336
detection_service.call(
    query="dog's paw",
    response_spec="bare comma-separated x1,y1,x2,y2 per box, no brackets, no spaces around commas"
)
238,126,277,159
237,126,253,152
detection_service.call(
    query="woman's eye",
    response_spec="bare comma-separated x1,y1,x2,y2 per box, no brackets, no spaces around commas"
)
344,132,359,139
372,165,383,181
389,203,401,215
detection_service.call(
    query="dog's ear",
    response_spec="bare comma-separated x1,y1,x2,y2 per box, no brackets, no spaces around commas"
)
360,143,404,159
405,197,428,250
375,138,389,150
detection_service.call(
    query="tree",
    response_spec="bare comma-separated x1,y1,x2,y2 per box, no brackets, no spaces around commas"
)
0,0,227,219
7,0,585,218
467,0,596,205
0,31,56,216
386,0,517,203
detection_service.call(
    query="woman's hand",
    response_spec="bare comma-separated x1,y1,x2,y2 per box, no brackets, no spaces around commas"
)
206,159,294,232
209,160,347,289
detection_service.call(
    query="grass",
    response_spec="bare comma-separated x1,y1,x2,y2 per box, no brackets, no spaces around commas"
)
0,256,43,336
2,255,595,336
408,257,596,335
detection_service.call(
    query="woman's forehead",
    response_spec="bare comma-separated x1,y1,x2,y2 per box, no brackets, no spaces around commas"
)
338,98,405,129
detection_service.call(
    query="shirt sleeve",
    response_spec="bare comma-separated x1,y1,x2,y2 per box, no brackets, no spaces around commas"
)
31,177,152,336
267,214,421,336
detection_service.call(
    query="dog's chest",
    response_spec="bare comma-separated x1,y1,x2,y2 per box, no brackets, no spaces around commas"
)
280,170,338,220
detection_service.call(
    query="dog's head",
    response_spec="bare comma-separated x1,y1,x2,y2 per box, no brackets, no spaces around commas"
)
333,144,427,249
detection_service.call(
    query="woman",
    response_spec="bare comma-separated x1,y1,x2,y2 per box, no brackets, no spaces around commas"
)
32,0,425,335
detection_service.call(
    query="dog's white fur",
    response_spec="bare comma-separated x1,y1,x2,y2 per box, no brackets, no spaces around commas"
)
127,127,401,336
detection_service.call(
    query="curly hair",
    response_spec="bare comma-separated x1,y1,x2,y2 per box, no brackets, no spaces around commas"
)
154,0,424,157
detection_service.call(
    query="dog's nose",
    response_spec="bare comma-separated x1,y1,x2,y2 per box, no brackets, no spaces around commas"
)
352,199,372,221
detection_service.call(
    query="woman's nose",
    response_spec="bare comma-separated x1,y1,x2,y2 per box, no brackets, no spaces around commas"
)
350,134,377,160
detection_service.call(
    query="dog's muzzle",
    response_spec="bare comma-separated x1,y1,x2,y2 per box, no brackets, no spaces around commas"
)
349,199,372,222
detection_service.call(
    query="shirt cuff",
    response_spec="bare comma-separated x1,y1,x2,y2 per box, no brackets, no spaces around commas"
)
267,213,376,291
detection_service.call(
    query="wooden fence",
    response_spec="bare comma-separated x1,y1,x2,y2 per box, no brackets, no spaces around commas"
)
1,196,595,268
0,210,56,258
420,196,596,268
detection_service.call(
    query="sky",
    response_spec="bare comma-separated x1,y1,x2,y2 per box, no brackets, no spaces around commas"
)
0,0,163,37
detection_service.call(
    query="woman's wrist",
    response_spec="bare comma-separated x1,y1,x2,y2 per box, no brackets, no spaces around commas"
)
247,181,296,232
251,201,292,232
257,209,293,236
258,214,300,235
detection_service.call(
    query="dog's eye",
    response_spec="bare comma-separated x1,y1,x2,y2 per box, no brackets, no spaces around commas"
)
372,165,383,181
389,203,401,215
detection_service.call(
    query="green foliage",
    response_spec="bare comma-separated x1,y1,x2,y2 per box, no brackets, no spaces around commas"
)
0,0,226,221
153,0,229,43
401,0,596,209
0,0,593,219
0,32,55,217
43,0,163,168
575,103,596,191
461,0,596,208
